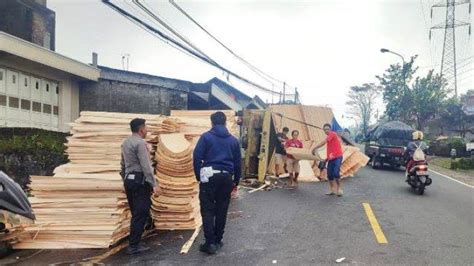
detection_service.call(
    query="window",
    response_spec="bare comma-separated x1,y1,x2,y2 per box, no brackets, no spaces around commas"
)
46,84,49,92
0,72,3,81
12,75,16,84
56,86,59,94
0,95,6,106
53,106,59,115
36,82,39,89
43,104,51,114
32,102,41,112
24,78,28,87
8,97,19,108
21,99,31,110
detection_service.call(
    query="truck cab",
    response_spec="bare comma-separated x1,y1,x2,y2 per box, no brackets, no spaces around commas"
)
364,121,414,170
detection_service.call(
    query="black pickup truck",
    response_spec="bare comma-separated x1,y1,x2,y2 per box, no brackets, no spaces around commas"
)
364,121,414,169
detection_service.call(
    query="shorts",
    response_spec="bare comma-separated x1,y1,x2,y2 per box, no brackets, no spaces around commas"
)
286,158,300,173
327,157,342,181
275,153,286,165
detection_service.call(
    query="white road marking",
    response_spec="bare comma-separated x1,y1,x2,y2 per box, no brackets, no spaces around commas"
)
429,169,474,189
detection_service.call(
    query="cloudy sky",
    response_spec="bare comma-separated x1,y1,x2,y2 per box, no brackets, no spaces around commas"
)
48,0,472,126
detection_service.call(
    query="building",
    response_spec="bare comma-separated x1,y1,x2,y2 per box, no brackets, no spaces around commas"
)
189,77,266,111
0,0,55,51
0,32,100,132
79,66,190,115
0,0,264,133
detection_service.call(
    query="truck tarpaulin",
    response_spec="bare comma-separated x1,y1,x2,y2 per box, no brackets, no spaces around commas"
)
366,121,414,147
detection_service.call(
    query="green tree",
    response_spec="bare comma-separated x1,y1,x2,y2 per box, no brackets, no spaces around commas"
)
441,92,474,138
376,56,418,123
411,70,448,130
377,55,449,129
346,83,381,136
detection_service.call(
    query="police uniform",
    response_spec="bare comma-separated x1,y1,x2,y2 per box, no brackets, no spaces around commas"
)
121,133,156,249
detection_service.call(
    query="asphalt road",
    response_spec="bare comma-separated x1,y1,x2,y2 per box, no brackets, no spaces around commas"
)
3,166,473,265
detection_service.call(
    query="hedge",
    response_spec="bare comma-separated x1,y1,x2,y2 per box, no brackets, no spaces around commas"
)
0,128,68,188
450,158,474,170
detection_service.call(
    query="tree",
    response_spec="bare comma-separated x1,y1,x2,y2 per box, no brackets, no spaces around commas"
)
346,83,381,136
376,56,418,123
376,55,449,129
441,91,474,138
411,70,448,130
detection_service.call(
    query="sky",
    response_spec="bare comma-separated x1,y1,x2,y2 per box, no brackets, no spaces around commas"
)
48,0,473,127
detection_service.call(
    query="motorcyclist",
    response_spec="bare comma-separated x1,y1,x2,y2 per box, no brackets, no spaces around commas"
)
404,131,428,176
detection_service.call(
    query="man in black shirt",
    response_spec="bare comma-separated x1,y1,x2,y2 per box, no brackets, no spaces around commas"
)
274,127,289,177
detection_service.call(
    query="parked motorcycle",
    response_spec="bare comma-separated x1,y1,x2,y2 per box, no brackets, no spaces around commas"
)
406,161,432,195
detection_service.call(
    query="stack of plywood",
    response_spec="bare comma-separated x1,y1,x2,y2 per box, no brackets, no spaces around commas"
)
151,133,201,230
170,110,238,137
13,111,180,249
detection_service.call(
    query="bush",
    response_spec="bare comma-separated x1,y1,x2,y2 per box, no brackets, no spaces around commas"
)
430,137,467,157
0,128,69,188
450,158,474,170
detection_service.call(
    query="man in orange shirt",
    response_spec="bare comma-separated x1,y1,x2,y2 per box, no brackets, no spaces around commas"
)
312,124,344,196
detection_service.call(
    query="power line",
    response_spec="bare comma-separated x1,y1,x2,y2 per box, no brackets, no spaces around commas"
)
102,0,295,97
133,0,215,64
420,0,435,68
168,0,298,92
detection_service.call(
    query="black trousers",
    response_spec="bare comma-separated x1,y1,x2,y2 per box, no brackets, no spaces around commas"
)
124,179,152,247
199,173,234,245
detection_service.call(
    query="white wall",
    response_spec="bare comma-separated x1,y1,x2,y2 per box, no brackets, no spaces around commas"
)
0,57,82,132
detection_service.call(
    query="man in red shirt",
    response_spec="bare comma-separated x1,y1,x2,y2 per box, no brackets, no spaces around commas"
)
312,123,344,196
285,130,303,187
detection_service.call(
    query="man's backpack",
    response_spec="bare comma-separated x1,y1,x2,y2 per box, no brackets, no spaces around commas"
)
413,142,426,161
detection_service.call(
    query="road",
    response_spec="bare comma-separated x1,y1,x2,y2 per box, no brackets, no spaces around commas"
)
3,166,473,265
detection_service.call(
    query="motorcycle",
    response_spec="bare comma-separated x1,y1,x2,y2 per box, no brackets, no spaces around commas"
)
406,161,432,195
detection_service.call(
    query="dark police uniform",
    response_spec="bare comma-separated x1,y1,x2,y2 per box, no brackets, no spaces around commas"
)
121,133,156,249
193,124,241,248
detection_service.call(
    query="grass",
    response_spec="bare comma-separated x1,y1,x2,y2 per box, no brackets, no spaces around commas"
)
429,156,474,176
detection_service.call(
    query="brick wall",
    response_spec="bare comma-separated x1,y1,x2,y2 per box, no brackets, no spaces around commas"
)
79,80,188,115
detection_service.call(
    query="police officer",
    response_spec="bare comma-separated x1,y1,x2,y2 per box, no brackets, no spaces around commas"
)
121,118,158,255
193,111,241,255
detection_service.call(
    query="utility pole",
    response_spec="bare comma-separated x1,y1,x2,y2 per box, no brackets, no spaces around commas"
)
282,82,286,104
430,0,471,97
294,88,298,104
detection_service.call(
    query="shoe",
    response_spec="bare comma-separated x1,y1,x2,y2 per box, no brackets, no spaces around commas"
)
337,190,344,197
216,241,224,250
126,244,150,255
325,192,335,196
199,243,218,255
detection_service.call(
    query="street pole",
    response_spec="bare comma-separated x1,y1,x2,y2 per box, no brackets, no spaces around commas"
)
380,48,409,121
283,82,286,104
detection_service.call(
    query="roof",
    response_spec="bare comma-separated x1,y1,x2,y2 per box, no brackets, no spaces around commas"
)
98,66,192,92
0,31,99,81
193,77,265,110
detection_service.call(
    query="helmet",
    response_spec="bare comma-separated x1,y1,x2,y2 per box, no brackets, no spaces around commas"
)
412,131,424,140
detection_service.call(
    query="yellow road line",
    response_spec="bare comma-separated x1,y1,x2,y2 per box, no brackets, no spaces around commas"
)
362,203,388,244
